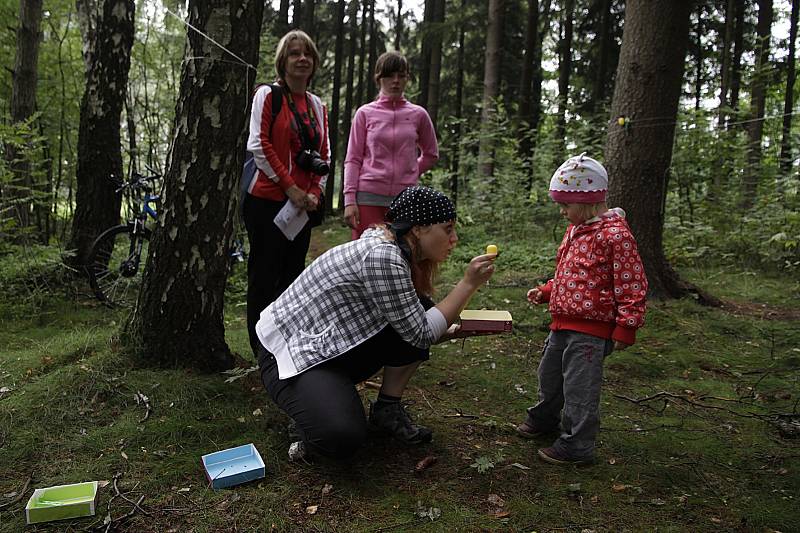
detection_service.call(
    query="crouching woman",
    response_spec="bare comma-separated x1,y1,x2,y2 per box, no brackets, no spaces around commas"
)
256,186,495,460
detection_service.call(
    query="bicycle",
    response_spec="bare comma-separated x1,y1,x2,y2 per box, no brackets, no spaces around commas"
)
86,172,250,308
86,172,161,307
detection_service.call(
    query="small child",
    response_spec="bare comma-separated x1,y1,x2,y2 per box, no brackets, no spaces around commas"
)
518,153,648,465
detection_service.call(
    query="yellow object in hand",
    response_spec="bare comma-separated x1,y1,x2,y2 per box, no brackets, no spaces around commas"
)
486,244,498,255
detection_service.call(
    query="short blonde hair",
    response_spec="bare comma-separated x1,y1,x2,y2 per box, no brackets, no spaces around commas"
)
274,30,320,83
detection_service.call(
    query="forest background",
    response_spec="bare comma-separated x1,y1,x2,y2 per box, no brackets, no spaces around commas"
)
1,0,799,531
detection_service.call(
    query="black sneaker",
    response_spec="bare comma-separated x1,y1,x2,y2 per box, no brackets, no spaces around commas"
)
368,401,433,445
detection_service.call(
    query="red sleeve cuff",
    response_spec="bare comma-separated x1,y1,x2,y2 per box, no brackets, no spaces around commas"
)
612,326,636,346
539,282,553,302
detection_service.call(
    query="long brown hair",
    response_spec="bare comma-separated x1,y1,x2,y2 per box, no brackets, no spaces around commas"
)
377,225,439,298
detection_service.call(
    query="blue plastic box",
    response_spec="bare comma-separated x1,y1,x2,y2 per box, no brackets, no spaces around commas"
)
201,443,265,489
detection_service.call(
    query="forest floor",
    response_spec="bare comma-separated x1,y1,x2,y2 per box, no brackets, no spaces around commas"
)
1,218,798,532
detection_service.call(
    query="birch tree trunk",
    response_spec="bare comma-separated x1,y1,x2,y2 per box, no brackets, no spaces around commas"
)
126,0,264,371
68,0,135,268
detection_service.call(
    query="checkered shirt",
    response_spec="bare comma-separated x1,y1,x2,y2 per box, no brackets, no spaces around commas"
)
256,228,441,378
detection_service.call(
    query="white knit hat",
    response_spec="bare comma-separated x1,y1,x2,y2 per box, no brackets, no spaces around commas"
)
549,153,608,204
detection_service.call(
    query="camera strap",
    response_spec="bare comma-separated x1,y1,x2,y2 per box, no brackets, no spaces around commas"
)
286,94,321,151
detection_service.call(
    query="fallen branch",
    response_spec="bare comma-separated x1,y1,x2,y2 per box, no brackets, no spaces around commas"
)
612,391,787,422
443,408,479,419
0,476,30,510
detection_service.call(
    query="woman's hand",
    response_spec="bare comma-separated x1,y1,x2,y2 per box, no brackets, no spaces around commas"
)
343,205,360,229
286,185,307,208
463,253,496,289
304,193,319,211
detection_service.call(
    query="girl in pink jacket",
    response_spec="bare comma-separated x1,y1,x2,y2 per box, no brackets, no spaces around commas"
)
343,52,439,239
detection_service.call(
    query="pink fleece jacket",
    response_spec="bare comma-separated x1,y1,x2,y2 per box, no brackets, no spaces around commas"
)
343,93,439,206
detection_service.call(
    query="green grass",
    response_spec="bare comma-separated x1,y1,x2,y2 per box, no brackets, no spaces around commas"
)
1,220,799,532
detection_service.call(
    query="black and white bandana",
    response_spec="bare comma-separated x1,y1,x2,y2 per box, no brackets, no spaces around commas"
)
385,186,456,226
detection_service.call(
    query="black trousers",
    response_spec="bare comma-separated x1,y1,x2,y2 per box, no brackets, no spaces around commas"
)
258,323,430,460
243,194,311,357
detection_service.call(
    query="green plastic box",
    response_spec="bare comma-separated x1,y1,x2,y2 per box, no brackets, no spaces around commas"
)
25,481,98,524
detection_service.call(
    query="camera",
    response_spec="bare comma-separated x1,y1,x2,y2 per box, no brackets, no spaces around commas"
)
295,149,329,176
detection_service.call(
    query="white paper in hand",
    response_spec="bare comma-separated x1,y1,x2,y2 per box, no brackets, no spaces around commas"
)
274,200,309,241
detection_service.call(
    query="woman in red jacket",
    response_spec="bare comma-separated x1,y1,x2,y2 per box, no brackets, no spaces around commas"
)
243,30,330,356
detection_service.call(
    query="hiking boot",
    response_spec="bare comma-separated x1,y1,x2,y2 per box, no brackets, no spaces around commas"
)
515,420,553,439
537,446,594,466
368,401,433,445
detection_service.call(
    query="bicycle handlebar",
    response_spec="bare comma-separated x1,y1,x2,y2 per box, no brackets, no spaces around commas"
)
113,172,162,194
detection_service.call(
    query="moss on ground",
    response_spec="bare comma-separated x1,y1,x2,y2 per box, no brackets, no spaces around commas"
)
1,220,798,532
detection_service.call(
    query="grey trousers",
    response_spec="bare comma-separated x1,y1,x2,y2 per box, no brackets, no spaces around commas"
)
526,330,613,459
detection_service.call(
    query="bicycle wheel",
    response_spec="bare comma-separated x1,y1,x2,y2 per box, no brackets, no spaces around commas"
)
86,225,151,307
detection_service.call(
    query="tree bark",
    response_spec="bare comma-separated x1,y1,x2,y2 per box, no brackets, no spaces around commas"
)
589,0,612,112
741,0,772,209
478,0,504,178
126,0,265,371
427,0,446,128
303,0,316,38
728,0,745,123
451,0,466,204
554,0,574,160
278,0,290,35
366,0,378,101
395,0,403,51
68,0,135,268
3,0,43,235
780,0,798,175
605,0,715,303
355,0,368,106
717,0,735,127
326,0,347,212
418,0,435,107
339,0,359,210
692,5,703,111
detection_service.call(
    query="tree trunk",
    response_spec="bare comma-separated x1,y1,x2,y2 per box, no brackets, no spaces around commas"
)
590,0,612,112
780,0,798,175
478,0,504,178
418,0,435,107
605,0,714,303
427,0,446,128
451,0,467,203
292,0,302,28
68,0,135,268
728,0,745,123
355,0,368,106
395,0,403,50
339,0,359,210
554,0,574,160
326,0,347,212
692,5,703,111
126,0,265,371
278,0,290,35
3,0,43,235
717,0,735,127
303,0,316,38
524,0,551,191
741,0,772,210
366,0,378,101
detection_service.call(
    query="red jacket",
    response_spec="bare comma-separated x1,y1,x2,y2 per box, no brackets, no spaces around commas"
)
538,208,648,345
245,84,329,201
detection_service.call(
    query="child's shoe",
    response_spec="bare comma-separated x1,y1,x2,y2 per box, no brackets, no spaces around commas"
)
537,446,594,466
368,401,433,445
515,420,553,439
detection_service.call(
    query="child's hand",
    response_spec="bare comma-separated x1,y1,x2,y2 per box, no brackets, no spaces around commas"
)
527,288,543,304
614,340,631,351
